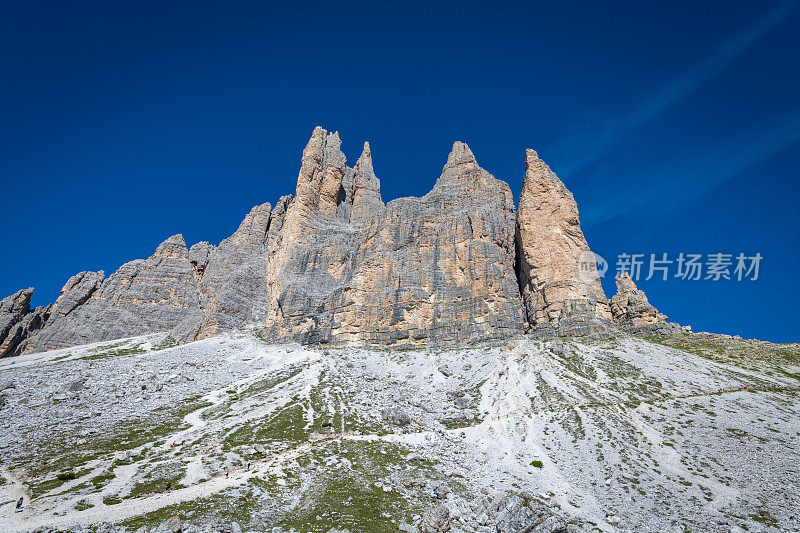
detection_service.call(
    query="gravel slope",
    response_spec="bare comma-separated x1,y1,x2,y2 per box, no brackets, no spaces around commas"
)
1,331,798,532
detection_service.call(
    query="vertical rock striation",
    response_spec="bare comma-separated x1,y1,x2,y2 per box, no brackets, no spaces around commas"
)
174,200,287,342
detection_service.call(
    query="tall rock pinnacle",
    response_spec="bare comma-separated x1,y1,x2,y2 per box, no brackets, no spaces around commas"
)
516,149,612,329
351,141,384,221
444,141,477,169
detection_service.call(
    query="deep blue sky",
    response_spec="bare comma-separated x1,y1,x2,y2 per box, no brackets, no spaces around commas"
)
2,1,798,342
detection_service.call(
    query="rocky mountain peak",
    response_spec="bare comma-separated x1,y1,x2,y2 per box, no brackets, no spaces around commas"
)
2,127,676,356
153,234,189,259
0,288,33,315
444,141,477,170
522,148,576,218
431,141,487,194
352,141,383,220
227,202,272,248
294,127,348,217
356,141,373,173
51,271,104,318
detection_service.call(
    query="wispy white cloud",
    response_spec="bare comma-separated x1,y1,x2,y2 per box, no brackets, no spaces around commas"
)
581,109,800,226
558,1,798,177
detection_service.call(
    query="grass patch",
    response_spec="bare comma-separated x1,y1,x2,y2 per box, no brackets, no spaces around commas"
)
30,467,92,498
750,509,779,527
74,499,94,511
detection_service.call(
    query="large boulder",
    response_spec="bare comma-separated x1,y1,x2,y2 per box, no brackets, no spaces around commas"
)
421,504,450,532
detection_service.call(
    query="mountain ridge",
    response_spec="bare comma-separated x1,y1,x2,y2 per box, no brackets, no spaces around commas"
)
0,127,676,358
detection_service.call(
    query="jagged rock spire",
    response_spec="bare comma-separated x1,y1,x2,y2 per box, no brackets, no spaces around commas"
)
432,141,487,194
444,141,477,170
516,148,611,327
0,288,33,316
0,287,47,358
227,202,271,248
352,141,383,220
263,129,524,345
295,127,348,217
355,141,374,174
51,271,104,318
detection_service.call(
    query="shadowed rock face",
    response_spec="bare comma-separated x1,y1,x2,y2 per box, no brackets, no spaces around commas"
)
2,127,668,356
174,196,292,342
516,149,612,329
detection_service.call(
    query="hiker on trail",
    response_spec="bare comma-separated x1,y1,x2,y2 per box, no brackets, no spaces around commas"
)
15,497,23,512
165,482,171,491
246,461,250,471
225,469,229,478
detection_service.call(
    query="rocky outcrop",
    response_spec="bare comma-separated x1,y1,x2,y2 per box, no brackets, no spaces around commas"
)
50,271,105,318
188,241,214,282
22,235,201,353
516,149,612,335
0,288,50,357
0,289,35,353
610,273,667,326
421,504,451,532
4,126,671,356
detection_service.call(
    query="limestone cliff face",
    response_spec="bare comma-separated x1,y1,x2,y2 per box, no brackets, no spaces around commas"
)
177,202,275,341
263,130,525,345
516,149,612,330
1,127,670,356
